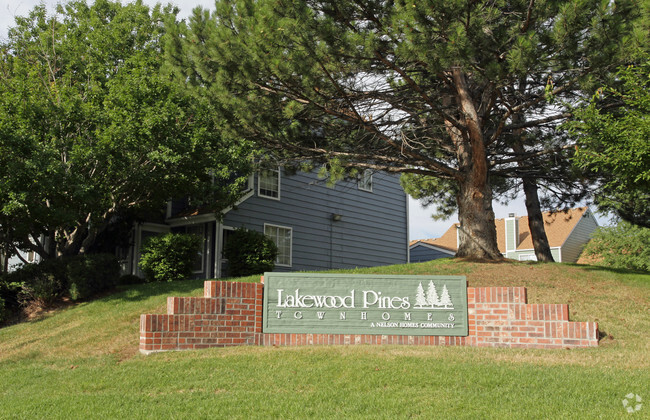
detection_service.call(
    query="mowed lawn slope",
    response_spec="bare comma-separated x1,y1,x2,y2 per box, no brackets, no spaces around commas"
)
1,260,648,419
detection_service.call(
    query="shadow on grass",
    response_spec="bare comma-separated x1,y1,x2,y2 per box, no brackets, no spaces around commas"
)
563,263,650,284
101,274,262,304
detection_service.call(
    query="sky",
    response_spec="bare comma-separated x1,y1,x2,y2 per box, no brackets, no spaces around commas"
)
1,0,605,241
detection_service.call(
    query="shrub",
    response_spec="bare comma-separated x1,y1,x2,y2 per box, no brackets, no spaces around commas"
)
223,228,277,277
0,275,23,320
139,233,202,282
13,258,69,306
582,222,650,272
67,254,121,301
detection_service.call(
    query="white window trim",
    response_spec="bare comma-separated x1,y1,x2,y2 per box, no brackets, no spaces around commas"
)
258,167,281,200
264,223,293,267
358,169,373,192
245,173,255,192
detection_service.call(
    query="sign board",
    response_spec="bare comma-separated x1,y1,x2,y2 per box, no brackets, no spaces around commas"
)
263,273,468,336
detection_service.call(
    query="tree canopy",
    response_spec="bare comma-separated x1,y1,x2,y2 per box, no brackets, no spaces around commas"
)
0,0,253,261
572,55,650,228
166,0,639,260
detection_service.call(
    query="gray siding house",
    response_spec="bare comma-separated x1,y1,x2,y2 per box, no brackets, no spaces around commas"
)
410,207,598,263
122,168,409,278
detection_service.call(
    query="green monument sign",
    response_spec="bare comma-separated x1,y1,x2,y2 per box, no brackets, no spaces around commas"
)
263,273,468,336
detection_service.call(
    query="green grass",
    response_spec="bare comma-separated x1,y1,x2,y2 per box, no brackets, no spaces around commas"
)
1,261,648,419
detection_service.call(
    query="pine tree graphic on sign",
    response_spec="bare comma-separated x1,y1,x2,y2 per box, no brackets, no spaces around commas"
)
439,285,453,309
415,282,428,308
426,281,439,308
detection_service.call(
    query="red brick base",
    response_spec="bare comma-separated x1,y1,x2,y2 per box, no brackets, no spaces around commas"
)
139,280,598,354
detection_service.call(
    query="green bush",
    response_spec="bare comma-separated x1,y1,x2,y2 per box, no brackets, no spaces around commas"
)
13,258,69,306
0,275,23,320
582,222,650,272
223,228,277,277
67,254,121,301
139,233,202,282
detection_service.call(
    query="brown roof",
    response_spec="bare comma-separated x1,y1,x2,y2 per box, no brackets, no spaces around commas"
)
411,207,589,253
409,224,459,253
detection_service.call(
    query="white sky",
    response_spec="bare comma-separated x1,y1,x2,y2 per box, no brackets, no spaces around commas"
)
2,0,605,241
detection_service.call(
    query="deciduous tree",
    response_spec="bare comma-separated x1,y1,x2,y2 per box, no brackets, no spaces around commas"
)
572,56,650,228
0,0,253,260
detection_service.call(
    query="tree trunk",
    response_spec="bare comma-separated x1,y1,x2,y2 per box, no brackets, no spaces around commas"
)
512,140,555,262
520,177,555,262
450,67,502,260
455,174,502,260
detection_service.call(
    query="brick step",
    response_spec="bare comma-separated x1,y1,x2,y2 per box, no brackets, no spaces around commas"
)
204,281,260,299
470,287,527,304
139,313,260,351
471,303,570,322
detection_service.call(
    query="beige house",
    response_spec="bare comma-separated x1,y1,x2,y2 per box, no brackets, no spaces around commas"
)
410,207,599,263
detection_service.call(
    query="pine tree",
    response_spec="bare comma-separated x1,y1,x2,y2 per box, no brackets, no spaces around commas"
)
426,281,439,308
166,0,640,260
414,282,427,308
439,285,453,309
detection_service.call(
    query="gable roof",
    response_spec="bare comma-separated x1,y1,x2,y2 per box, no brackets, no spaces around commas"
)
411,207,591,253
409,224,459,253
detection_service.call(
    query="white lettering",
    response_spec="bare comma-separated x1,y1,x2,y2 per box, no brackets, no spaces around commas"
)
419,322,455,328
317,312,326,320
360,312,367,320
404,313,411,321
402,297,411,309
277,289,355,309
375,321,398,328
301,296,313,308
276,311,283,319
381,312,390,320
294,311,302,319
340,312,346,320
363,290,379,308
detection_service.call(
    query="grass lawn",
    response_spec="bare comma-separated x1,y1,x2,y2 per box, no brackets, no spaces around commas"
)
1,260,648,419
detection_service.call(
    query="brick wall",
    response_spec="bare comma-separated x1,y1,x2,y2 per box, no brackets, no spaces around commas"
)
139,281,263,353
140,280,598,354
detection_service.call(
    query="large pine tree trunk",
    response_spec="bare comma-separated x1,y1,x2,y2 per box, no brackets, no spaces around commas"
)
521,177,555,262
511,139,555,262
451,68,502,260
455,174,502,260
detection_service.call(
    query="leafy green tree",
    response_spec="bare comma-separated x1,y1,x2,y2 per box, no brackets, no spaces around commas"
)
572,57,650,228
166,0,638,260
0,0,253,261
582,222,650,272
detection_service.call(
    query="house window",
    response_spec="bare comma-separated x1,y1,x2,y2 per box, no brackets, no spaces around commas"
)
358,169,373,192
186,225,205,273
258,168,280,199
264,224,292,267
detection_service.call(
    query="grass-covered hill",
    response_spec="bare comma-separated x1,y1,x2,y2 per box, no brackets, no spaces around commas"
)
1,259,648,419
